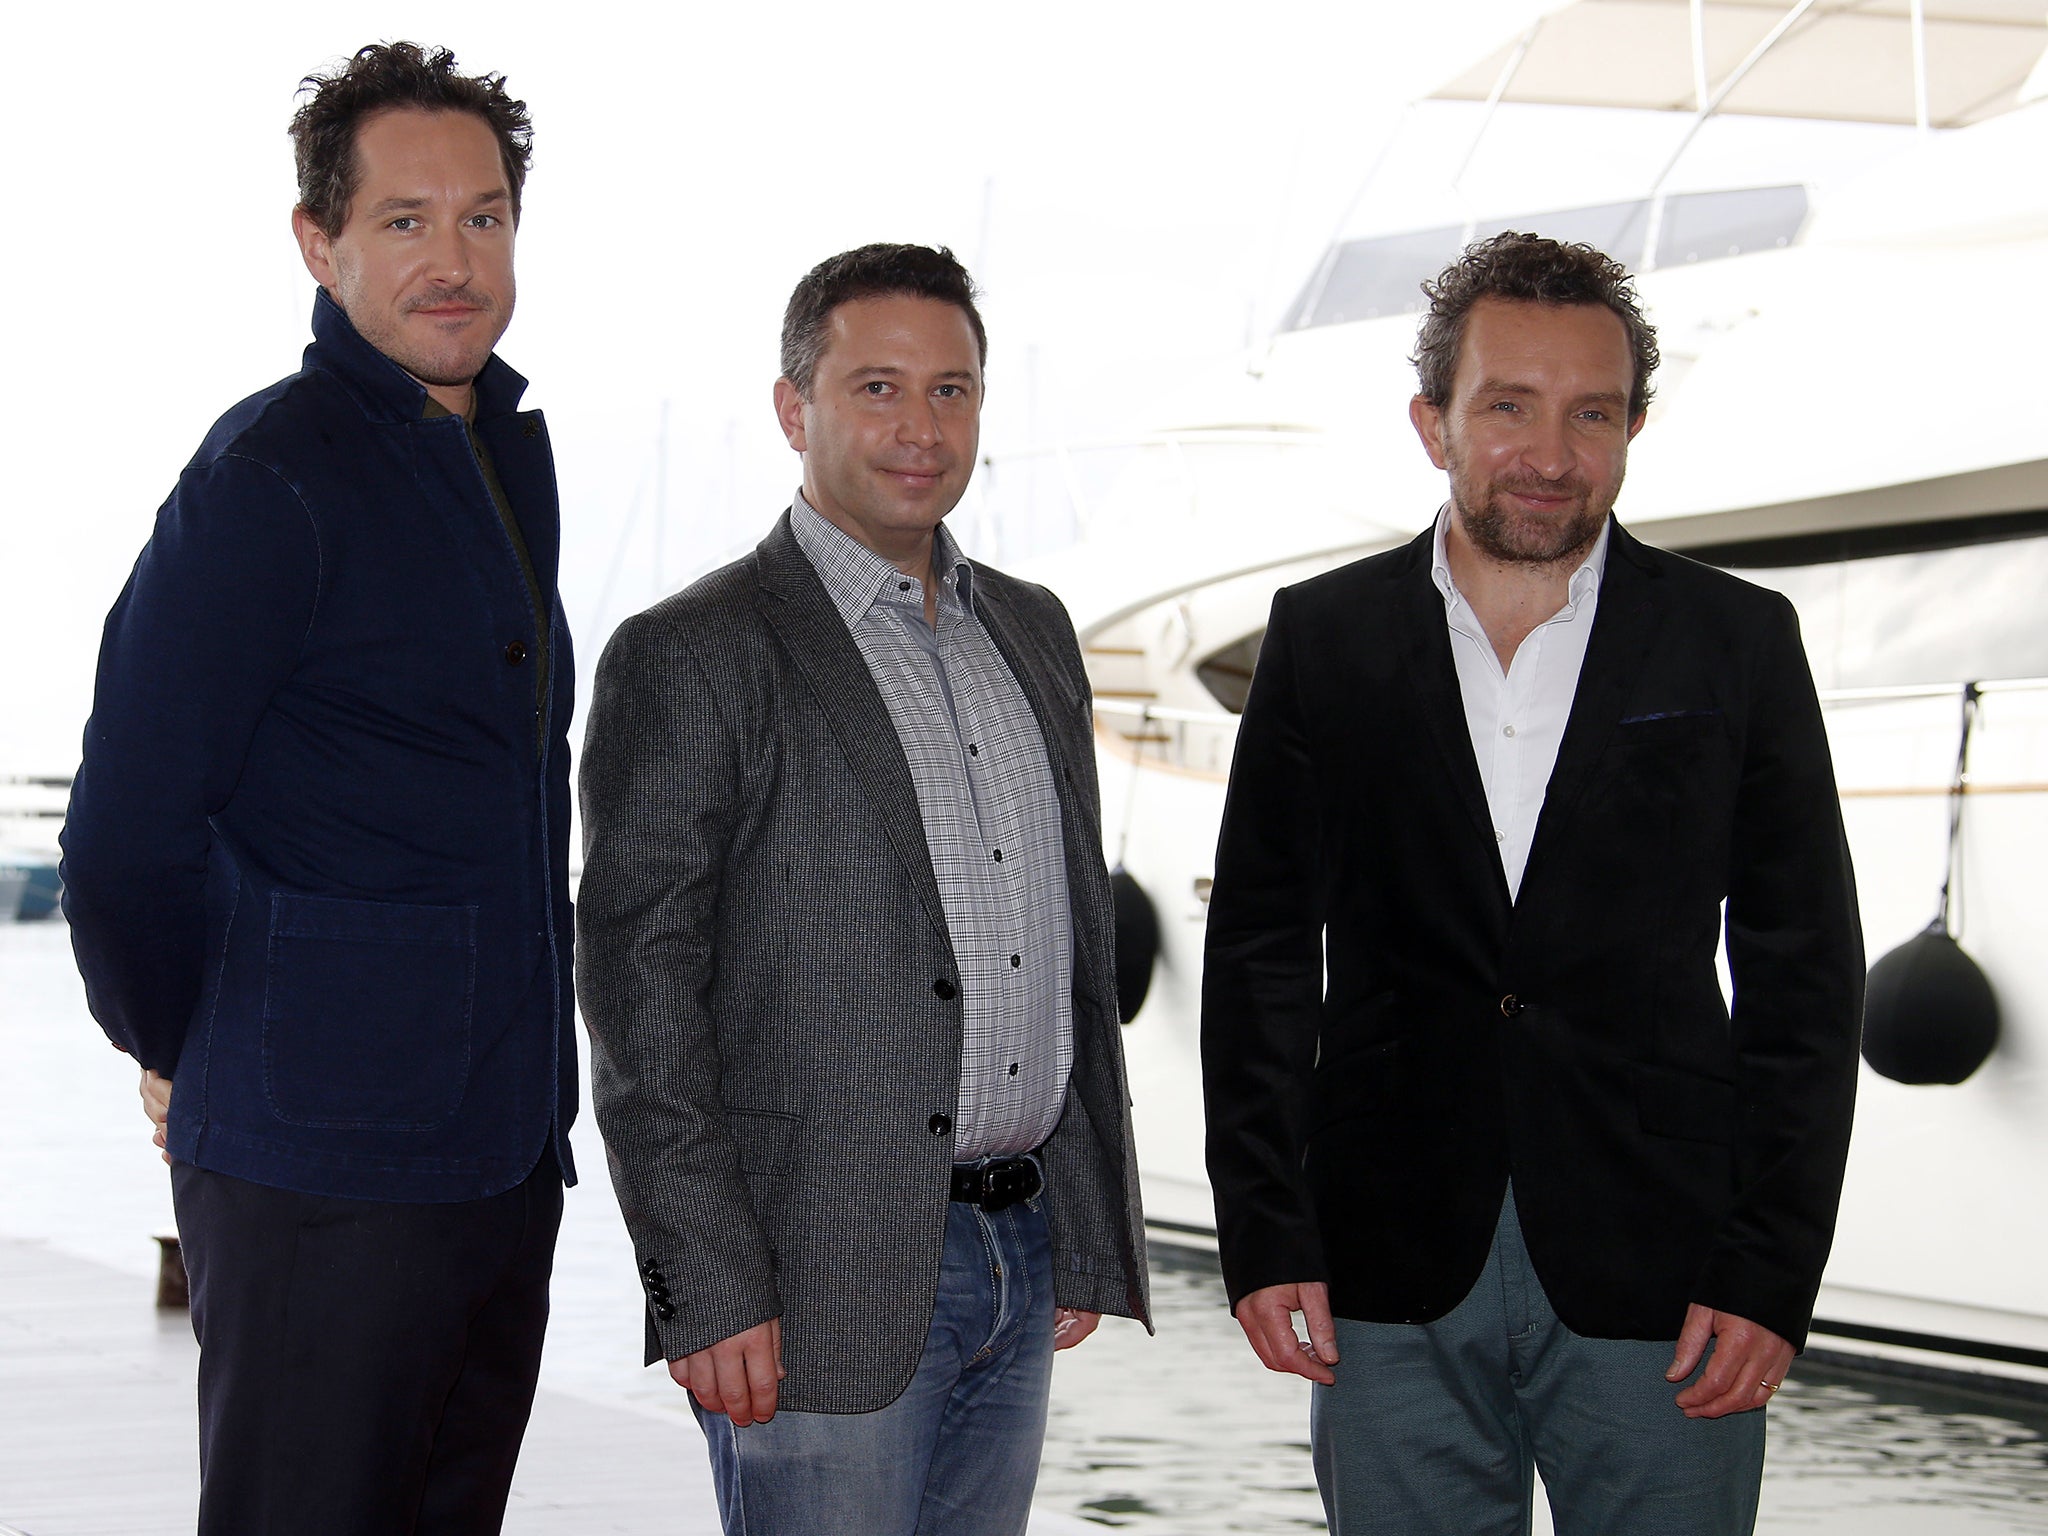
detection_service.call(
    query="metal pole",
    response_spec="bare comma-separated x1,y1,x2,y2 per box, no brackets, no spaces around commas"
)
1910,0,1931,131
1642,0,1824,270
1450,17,1546,198
1690,0,1710,112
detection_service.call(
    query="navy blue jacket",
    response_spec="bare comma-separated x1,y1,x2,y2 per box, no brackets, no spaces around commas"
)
62,291,578,1201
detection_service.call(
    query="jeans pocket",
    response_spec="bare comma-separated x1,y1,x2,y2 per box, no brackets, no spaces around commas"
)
261,891,477,1130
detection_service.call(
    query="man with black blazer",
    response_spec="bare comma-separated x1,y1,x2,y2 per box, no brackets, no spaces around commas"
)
576,244,1148,1536
1202,232,1863,1535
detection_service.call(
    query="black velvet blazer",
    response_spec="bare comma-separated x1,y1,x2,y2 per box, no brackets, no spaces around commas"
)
1201,519,1864,1350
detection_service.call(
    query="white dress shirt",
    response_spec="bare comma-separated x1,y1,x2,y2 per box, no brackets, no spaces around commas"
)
1430,507,1610,901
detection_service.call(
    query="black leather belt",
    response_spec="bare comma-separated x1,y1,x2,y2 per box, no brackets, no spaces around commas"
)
950,1155,1042,1212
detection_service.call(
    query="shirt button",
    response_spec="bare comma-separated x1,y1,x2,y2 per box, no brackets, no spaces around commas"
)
1503,724,1516,738
1010,954,1021,968
1495,830,1505,843
1501,994,1524,1019
928,1112,952,1135
992,848,1003,863
933,977,958,1001
504,641,528,665
968,744,980,757
899,580,913,592
1008,1063,1019,1077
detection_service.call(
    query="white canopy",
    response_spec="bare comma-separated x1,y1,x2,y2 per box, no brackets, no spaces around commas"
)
1433,0,2048,128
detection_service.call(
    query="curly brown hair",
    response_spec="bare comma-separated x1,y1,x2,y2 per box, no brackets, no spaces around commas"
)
289,42,532,236
1413,232,1660,419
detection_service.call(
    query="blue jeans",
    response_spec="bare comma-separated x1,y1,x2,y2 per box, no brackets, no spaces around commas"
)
694,1196,1055,1536
1312,1186,1765,1536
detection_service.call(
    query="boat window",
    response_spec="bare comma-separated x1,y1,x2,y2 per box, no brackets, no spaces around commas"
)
1196,630,1267,714
1282,187,1808,334
1655,185,1808,268
1728,532,2048,691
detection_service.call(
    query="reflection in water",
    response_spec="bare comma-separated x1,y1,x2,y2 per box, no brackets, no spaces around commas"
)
1764,1363,2048,1531
1039,1244,2048,1534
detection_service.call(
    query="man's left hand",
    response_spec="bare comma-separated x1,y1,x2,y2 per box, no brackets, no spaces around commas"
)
1053,1308,1100,1351
1667,1302,1792,1417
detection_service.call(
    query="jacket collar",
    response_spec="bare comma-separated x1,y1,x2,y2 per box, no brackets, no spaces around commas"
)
303,287,530,426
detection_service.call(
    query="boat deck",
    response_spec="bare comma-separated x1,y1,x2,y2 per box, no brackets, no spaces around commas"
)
0,1236,1094,1536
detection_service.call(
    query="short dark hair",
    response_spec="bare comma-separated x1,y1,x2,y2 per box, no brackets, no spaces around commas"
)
780,244,988,400
1413,231,1660,419
289,42,533,236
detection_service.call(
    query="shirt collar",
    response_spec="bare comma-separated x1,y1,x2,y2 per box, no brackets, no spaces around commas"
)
1429,504,1611,614
790,490,973,627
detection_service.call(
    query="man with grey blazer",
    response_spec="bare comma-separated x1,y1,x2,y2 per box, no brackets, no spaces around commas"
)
577,244,1149,1536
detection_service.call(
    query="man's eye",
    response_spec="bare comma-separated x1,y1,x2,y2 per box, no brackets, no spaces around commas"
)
466,214,500,230
390,217,420,232
934,384,961,398
864,382,891,396
1490,400,1518,413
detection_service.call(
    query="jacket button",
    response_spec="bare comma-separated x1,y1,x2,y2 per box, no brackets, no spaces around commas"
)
1500,994,1524,1019
504,641,528,666
928,1113,952,1135
933,977,957,1001
523,418,541,438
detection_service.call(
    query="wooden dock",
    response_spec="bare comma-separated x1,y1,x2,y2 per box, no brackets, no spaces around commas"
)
0,1237,1096,1535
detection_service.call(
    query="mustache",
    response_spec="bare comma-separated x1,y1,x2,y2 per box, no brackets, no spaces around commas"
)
1494,472,1586,499
402,288,495,316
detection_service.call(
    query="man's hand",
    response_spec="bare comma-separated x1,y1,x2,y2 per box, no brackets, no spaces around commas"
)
1668,1302,1792,1418
1053,1307,1101,1351
1233,1281,1339,1385
139,1070,172,1166
671,1318,784,1427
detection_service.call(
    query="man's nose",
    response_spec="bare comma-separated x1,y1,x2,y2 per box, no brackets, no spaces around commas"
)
426,221,473,286
1521,414,1574,481
898,400,942,449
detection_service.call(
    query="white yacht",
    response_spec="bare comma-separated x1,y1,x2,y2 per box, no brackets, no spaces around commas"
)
1007,0,2048,1391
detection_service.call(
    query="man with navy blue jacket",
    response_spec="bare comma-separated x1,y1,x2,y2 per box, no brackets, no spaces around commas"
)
60,43,574,1535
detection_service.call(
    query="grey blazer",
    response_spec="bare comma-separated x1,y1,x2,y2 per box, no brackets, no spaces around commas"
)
576,512,1150,1413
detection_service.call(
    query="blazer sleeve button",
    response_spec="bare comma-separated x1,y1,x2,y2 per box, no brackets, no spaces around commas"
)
933,977,958,1001
1500,994,1524,1019
928,1113,952,1135
504,640,528,666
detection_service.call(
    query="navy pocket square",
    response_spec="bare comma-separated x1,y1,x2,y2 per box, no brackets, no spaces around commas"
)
1618,707,1722,724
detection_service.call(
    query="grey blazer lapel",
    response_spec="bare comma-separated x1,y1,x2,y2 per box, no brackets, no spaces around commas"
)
974,581,1087,805
752,513,952,944
974,576,1114,999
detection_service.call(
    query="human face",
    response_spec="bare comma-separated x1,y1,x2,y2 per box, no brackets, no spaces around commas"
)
1409,297,1645,569
773,295,982,567
292,108,515,412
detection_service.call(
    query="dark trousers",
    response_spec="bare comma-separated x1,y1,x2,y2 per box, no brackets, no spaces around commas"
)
170,1149,563,1536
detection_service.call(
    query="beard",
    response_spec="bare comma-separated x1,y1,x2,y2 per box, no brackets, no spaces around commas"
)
1447,440,1619,570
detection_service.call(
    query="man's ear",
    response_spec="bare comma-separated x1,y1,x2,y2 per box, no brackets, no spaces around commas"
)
772,377,808,453
1627,409,1648,442
1409,394,1449,470
291,207,338,290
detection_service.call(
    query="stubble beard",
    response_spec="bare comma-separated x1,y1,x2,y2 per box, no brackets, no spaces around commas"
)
1449,452,1616,571
334,260,513,390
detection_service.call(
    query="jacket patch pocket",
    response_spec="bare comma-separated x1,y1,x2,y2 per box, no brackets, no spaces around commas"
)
262,892,477,1130
1632,1061,1736,1145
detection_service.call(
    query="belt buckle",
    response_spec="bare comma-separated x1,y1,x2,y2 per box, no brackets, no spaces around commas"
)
980,1156,1039,1213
